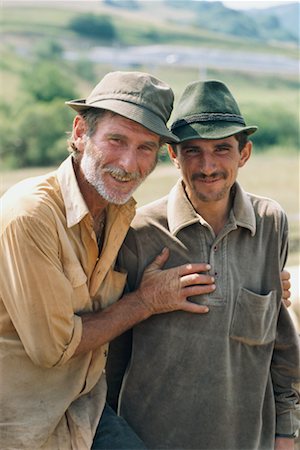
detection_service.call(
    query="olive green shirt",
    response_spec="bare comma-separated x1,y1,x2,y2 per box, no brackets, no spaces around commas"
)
0,156,135,449
108,179,300,450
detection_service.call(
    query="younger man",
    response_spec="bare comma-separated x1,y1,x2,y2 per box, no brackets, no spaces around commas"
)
108,80,300,450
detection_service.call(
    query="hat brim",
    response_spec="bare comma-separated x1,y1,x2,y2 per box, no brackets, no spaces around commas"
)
172,122,258,142
66,98,179,144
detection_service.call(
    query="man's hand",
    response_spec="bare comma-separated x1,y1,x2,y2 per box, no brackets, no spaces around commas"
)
74,248,215,355
275,436,295,450
281,269,291,308
137,247,215,315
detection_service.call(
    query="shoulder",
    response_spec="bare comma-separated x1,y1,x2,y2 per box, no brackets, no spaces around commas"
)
119,195,170,267
132,195,169,230
247,192,287,220
246,192,288,238
0,171,60,234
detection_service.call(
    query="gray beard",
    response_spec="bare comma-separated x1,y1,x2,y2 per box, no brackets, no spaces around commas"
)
81,151,141,205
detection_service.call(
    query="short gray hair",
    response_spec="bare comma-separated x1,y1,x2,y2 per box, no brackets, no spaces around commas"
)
67,109,115,157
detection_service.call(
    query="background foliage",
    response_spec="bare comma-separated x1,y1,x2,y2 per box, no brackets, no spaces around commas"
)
0,1,299,169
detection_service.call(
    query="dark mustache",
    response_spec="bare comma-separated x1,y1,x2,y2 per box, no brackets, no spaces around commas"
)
191,172,226,181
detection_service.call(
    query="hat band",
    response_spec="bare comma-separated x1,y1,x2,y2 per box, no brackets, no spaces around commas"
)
171,113,245,130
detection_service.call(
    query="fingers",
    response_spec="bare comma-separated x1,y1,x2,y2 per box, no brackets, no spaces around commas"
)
281,276,291,307
144,251,211,278
280,269,290,282
178,263,211,277
181,272,214,288
139,255,215,316
181,301,209,314
283,299,292,308
281,279,291,295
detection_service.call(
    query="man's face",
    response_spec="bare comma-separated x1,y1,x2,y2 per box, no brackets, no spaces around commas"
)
79,114,160,205
171,136,251,208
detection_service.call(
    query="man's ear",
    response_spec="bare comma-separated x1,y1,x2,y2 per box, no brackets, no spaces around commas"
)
167,144,180,169
239,141,252,168
73,116,87,153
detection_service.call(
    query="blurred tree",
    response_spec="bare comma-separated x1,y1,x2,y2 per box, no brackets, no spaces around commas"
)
1,61,78,168
22,62,76,102
248,107,298,150
0,99,75,168
69,14,117,41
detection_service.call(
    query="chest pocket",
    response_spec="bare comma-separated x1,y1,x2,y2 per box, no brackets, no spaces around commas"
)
92,269,127,311
64,263,91,312
229,288,278,346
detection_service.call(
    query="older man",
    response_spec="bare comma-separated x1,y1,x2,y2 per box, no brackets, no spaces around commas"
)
107,80,300,450
0,72,216,450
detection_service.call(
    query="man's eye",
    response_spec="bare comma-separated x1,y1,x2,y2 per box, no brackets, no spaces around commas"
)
216,147,229,153
184,148,198,154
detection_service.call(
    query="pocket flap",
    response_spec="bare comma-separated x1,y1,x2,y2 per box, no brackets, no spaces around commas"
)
230,288,278,346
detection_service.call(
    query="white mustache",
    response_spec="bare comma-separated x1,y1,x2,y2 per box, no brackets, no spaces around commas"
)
103,166,141,181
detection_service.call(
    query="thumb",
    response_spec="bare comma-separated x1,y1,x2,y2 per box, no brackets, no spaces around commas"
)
145,247,170,273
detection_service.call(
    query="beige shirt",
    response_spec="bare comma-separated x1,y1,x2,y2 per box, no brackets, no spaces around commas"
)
0,156,135,449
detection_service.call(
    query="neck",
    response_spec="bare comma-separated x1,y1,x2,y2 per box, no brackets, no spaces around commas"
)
190,194,233,236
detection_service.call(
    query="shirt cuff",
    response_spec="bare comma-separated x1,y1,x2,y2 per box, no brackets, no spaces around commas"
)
54,315,83,366
276,410,300,438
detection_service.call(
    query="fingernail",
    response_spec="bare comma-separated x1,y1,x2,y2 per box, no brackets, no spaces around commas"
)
206,264,211,270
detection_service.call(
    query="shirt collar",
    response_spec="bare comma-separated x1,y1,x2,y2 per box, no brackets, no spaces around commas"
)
167,179,256,236
231,183,256,235
56,155,90,228
56,155,136,229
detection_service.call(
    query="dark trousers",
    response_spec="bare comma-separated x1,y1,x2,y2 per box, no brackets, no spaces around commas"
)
92,403,147,450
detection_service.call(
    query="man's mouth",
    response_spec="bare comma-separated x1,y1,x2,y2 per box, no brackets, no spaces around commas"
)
193,174,224,184
192,172,226,184
111,173,133,182
105,168,140,183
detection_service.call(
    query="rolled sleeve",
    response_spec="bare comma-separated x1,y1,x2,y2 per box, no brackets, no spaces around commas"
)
55,314,83,366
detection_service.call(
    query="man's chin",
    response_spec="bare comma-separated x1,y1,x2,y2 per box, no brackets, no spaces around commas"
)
98,189,134,205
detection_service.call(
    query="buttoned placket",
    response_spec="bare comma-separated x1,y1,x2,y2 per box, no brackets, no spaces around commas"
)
199,219,238,307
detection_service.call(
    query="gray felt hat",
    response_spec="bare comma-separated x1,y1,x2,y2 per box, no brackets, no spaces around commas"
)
66,71,179,143
170,80,258,142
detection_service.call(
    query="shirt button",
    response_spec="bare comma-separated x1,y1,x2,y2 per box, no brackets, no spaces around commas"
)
214,246,218,252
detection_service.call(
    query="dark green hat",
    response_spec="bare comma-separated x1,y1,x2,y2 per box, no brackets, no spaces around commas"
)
66,71,179,143
170,80,258,142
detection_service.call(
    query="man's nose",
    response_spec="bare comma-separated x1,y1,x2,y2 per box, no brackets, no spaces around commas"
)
119,147,138,173
200,153,216,174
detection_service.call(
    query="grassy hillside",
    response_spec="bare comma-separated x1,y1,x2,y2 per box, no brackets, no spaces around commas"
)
2,1,298,56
